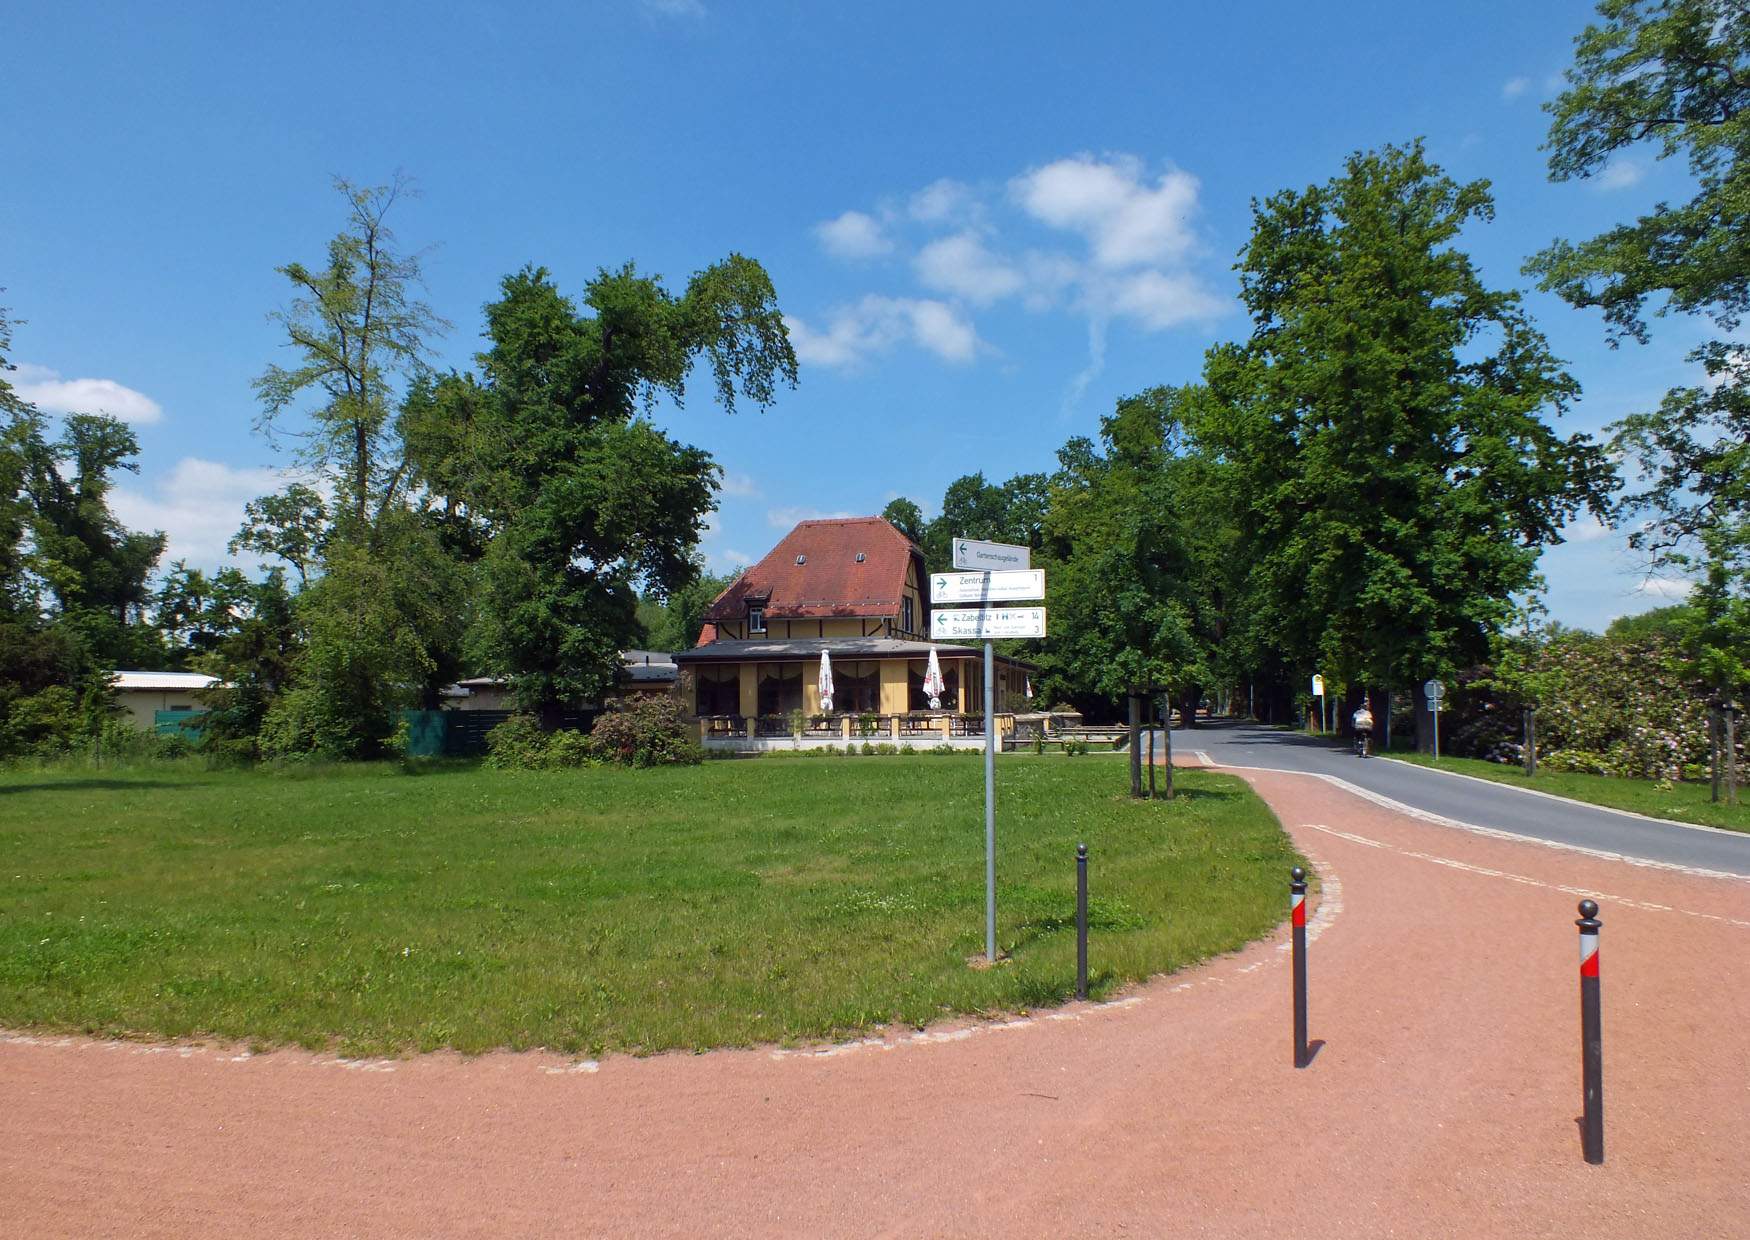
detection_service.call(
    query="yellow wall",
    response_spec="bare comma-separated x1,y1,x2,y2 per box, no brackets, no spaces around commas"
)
737,662,759,718
878,661,908,713
803,677,821,715
115,691,205,730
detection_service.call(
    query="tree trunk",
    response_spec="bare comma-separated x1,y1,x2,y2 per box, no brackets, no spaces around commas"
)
1729,709,1740,807
1523,707,1537,777
537,699,564,733
1381,688,1392,754
1412,681,1433,753
1162,696,1175,800
1128,693,1142,799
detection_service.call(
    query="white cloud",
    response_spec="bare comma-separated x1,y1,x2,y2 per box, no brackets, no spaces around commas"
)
715,549,753,571
913,232,1025,306
1633,576,1693,599
814,210,892,260
12,363,163,425
641,0,704,17
767,505,855,529
1095,268,1226,331
1561,513,1613,544
909,178,977,224
717,470,761,498
110,458,301,570
785,296,980,370
1502,76,1531,100
1596,159,1644,190
1010,154,1199,268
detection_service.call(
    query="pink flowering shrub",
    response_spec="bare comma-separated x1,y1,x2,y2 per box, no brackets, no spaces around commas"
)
1513,635,1717,782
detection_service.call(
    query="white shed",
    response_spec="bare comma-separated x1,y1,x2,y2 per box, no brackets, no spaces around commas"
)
111,670,219,729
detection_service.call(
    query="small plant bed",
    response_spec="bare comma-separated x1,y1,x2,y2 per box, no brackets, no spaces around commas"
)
1386,752,1750,833
0,757,1298,1057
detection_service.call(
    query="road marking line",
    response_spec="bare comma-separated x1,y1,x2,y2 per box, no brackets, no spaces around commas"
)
1303,823,1750,930
1377,755,1745,838
1212,761,1750,883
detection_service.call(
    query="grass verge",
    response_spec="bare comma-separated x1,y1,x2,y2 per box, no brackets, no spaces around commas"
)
1386,752,1750,833
0,756,1297,1057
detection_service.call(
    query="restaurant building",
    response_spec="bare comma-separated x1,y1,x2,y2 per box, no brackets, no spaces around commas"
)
673,516,1031,749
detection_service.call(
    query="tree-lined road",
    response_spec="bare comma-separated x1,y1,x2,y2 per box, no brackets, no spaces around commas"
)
1166,720,1750,877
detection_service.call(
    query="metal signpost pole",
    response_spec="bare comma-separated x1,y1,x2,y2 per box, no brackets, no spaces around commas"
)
940,540,1042,969
984,639,996,963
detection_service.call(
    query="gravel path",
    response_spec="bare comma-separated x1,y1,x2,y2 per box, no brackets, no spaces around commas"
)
5,765,1748,1238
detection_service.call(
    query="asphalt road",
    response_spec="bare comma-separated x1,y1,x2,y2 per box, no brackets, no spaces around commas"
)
1160,720,1750,877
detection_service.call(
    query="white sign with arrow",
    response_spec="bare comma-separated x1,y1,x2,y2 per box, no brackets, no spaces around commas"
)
952,537,1031,571
931,569,1046,605
931,606,1047,640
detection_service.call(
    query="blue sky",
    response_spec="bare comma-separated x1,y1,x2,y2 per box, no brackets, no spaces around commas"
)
3,0,1709,630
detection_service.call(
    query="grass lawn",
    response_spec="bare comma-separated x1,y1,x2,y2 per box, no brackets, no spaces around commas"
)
0,755,1297,1057
1386,752,1750,833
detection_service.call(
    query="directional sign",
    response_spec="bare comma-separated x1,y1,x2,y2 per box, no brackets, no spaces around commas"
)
1424,678,1446,701
930,569,1046,604
952,537,1031,572
931,606,1047,640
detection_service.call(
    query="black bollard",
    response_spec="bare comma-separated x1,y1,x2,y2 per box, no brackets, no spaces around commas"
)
1577,899,1604,1164
1291,867,1308,1068
1076,843,1089,1001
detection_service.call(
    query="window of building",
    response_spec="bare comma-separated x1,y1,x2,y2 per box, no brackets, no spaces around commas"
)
901,596,914,634
695,664,741,716
832,660,881,713
908,658,960,712
756,663,803,716
748,606,766,634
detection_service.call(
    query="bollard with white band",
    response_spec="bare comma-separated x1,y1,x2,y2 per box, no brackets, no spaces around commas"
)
1291,867,1309,1069
1577,899,1604,1164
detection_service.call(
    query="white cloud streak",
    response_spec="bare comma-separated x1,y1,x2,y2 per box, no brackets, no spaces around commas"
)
785,296,980,369
1010,154,1199,268
110,458,302,570
12,363,163,425
814,210,892,259
1502,76,1531,100
766,505,856,529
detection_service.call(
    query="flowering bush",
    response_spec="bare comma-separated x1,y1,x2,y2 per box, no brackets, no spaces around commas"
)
1460,632,1733,782
585,694,702,768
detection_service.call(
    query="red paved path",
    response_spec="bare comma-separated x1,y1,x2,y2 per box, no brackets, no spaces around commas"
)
4,767,1748,1237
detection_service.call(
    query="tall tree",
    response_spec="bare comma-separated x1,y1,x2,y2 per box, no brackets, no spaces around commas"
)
1039,388,1215,724
1529,0,1750,692
253,176,445,532
413,259,796,723
1204,141,1613,742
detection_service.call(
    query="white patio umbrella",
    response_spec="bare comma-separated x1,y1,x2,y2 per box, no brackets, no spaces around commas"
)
818,650,835,713
1025,675,1034,702
923,647,945,711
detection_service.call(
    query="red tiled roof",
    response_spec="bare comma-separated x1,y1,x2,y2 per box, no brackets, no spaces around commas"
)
702,517,922,622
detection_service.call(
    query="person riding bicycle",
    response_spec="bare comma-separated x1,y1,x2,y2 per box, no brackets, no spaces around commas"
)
1351,703,1375,757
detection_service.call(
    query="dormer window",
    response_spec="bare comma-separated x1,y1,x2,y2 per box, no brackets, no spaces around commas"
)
855,552,866,562
748,606,766,634
795,554,806,565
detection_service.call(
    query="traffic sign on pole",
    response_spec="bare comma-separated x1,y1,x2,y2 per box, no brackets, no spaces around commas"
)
952,537,1031,572
931,607,1047,640
930,569,1045,604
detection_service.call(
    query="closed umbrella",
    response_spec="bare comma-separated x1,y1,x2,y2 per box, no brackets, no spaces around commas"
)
923,647,945,711
818,650,835,713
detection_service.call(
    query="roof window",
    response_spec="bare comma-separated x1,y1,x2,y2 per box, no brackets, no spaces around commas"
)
855,552,866,562
795,554,806,565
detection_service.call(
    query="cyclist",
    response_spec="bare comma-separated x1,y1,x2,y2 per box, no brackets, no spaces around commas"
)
1351,702,1375,757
